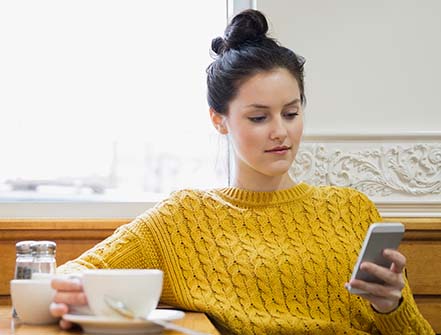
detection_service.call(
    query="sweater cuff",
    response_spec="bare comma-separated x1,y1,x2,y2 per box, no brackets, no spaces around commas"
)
372,296,418,332
56,261,92,274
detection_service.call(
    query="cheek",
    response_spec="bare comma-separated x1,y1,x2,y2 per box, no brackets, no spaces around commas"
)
230,125,260,149
290,120,303,142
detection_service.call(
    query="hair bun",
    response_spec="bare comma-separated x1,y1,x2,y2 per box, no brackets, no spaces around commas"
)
225,9,268,49
211,37,227,55
211,9,269,55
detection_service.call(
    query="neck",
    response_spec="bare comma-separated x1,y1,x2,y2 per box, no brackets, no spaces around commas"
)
232,172,296,192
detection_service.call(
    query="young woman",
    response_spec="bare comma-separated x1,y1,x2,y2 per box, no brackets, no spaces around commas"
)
50,9,434,334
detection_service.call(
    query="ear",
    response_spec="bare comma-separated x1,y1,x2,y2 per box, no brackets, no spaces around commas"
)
209,108,228,135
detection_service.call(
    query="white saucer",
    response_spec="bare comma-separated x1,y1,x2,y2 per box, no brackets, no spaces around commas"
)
63,309,185,335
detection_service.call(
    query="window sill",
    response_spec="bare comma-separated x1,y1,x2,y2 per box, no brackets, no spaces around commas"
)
0,201,158,219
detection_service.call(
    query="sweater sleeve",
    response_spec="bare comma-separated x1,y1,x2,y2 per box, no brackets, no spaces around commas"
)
372,275,435,334
57,210,161,274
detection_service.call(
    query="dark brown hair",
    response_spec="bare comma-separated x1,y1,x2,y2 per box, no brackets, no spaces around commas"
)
206,9,306,115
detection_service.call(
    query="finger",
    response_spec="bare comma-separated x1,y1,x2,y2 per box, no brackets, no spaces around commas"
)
349,278,402,300
51,278,83,292
53,291,88,306
349,278,387,297
360,262,404,289
50,302,69,317
59,319,73,330
383,249,406,273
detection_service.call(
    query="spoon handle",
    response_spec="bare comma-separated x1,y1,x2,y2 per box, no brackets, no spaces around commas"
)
151,318,212,335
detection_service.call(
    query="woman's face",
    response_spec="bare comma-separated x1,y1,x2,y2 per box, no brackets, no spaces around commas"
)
224,68,303,188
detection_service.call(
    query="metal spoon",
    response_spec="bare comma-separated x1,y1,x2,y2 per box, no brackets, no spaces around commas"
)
104,295,212,335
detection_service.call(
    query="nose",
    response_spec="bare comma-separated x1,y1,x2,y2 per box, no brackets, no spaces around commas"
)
269,116,288,142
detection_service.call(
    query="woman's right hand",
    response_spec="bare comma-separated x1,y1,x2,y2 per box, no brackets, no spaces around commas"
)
50,277,88,329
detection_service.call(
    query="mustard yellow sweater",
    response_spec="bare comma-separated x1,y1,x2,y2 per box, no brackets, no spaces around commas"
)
59,183,434,335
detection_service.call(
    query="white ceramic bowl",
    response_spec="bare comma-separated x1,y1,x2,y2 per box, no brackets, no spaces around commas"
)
10,279,58,325
82,269,163,318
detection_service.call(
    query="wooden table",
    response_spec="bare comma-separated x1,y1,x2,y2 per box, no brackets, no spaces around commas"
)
0,306,220,335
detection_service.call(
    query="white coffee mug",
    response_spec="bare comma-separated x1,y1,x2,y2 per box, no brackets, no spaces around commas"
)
10,279,58,325
32,272,93,316
81,269,163,318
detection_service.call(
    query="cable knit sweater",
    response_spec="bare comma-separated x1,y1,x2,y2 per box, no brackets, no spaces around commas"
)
58,183,434,334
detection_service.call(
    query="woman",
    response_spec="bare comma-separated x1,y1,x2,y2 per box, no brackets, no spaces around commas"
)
50,9,434,334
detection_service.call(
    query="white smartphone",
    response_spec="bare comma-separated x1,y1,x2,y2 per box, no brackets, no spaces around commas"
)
346,222,405,294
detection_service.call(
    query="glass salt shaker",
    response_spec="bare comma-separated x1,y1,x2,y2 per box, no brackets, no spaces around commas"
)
13,241,35,317
31,241,57,275
14,241,35,280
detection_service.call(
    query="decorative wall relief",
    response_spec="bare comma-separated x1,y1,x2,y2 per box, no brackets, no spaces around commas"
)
290,133,441,217
291,143,441,197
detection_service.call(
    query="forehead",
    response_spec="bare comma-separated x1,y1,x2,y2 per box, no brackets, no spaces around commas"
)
232,68,300,109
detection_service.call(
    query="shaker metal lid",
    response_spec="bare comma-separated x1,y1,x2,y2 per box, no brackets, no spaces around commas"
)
31,240,57,254
16,240,36,254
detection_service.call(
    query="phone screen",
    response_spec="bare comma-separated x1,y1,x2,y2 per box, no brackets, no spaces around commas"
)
354,230,403,284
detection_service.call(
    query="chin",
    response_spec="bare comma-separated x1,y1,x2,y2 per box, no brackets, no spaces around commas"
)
263,164,292,177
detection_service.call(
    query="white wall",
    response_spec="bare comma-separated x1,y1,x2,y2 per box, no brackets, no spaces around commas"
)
258,0,441,132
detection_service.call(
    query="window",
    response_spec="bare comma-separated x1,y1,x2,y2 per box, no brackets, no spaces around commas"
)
0,0,228,209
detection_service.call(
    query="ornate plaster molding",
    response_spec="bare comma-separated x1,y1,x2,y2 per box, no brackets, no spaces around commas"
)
291,132,441,217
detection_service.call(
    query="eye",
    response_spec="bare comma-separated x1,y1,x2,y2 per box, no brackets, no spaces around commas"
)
248,116,266,123
283,111,299,120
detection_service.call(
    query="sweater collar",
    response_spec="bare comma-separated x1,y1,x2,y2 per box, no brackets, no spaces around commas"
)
215,182,312,207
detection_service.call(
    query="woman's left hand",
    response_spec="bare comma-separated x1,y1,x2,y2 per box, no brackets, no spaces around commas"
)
346,248,406,313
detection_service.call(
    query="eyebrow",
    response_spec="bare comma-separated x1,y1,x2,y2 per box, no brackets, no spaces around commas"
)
245,98,301,109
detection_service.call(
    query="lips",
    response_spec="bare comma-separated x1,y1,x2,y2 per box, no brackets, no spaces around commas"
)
265,146,291,153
